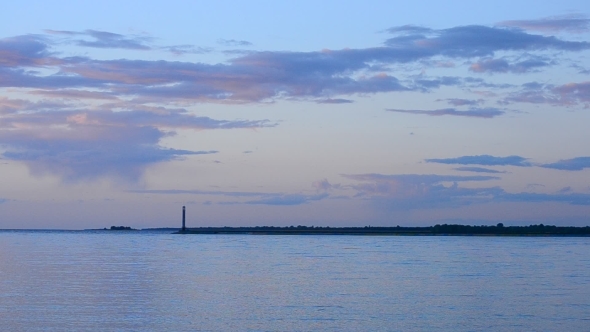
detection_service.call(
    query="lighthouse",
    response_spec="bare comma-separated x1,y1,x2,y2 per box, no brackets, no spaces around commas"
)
182,206,186,232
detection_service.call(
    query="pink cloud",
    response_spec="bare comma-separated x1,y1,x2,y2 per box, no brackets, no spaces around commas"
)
0,103,273,181
553,82,590,103
503,81,590,106
498,15,590,33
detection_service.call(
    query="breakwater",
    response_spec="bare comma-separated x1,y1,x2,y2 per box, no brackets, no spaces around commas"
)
175,224,590,236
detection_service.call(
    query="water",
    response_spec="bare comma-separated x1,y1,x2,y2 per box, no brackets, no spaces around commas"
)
1,231,589,331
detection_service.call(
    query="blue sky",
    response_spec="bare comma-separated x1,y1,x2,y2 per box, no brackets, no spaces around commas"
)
1,1,590,229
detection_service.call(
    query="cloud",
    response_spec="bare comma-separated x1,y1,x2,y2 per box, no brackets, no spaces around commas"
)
522,81,545,90
160,45,212,55
469,57,551,73
245,193,328,206
343,173,498,197
132,188,329,206
47,29,213,56
44,29,78,36
107,169,590,209
0,103,273,181
0,105,274,130
316,98,354,104
75,30,152,50
218,39,253,47
343,172,590,210
384,24,590,58
552,82,590,104
0,97,78,114
344,173,498,185
312,178,340,192
426,155,531,167
439,98,482,106
453,167,506,174
541,157,590,171
0,122,217,182
503,81,590,106
429,155,590,172
29,89,117,100
0,97,36,114
498,15,590,33
129,189,278,197
411,76,462,90
0,35,58,67
3,142,211,183
502,87,557,105
10,24,590,99
571,64,590,75
386,107,504,118
342,173,501,209
2,21,589,184
385,25,433,34
228,52,410,98
499,192,590,205
51,56,408,102
407,75,513,91
2,23,588,105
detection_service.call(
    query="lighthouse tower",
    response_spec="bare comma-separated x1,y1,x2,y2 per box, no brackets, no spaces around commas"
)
182,206,186,232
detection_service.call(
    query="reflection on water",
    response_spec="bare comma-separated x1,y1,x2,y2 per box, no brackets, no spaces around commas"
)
1,231,589,331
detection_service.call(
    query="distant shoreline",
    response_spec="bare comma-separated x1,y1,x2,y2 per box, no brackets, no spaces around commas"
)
2,224,589,236
175,224,590,236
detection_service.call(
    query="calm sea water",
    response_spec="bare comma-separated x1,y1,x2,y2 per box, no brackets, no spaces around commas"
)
1,231,589,331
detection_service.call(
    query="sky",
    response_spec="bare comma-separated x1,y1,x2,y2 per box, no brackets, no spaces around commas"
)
1,0,590,229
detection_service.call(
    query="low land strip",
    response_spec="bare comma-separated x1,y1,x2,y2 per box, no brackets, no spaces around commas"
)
174,224,590,236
